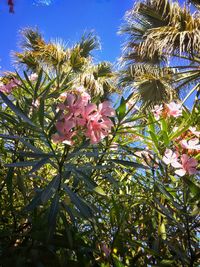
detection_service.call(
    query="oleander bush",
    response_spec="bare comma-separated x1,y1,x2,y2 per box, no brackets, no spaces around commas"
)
0,0,199,266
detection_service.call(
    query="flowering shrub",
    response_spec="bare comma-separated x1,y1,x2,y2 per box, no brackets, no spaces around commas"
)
0,68,199,267
0,12,200,266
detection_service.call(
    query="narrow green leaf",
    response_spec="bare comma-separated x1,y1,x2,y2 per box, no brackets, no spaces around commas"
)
110,159,149,169
47,193,59,241
29,157,50,174
38,99,44,128
24,191,42,212
149,131,159,149
41,175,60,204
0,91,35,127
93,186,106,196
34,68,43,98
5,167,14,204
23,71,34,90
116,97,126,121
183,177,200,200
39,78,56,99
161,130,169,146
63,184,93,218
5,160,40,168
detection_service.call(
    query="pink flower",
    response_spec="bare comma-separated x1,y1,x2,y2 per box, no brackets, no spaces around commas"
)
29,73,38,81
52,132,74,146
75,86,91,103
32,99,40,108
162,149,179,165
152,104,163,120
84,102,114,144
58,94,84,117
78,103,97,126
166,102,182,118
180,138,200,150
172,154,198,176
189,127,200,138
56,119,75,134
0,78,20,94
53,93,115,145
59,92,68,101
80,91,91,104
85,117,113,144
52,118,76,145
75,86,85,93
98,101,115,117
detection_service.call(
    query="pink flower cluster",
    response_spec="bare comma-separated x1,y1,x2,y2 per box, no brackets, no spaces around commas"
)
163,149,198,176
0,78,20,94
28,73,38,82
152,102,182,120
180,138,200,151
52,91,115,145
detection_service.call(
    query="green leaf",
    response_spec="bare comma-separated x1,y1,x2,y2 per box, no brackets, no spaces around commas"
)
149,131,159,149
5,160,40,168
160,118,168,133
38,99,44,128
34,68,43,98
63,185,93,218
15,71,32,95
19,138,43,153
29,157,50,174
39,78,56,99
154,198,174,220
73,169,105,195
47,193,59,241
23,71,34,90
24,191,43,212
0,91,36,127
116,97,126,121
93,186,106,196
41,175,60,204
183,177,200,200
5,168,14,204
148,114,156,133
16,151,52,158
159,260,175,266
155,183,182,210
161,130,169,146
110,159,149,169
169,124,190,140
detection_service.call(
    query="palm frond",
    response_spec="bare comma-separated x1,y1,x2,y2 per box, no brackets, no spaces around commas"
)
119,64,177,106
19,28,45,51
78,32,100,58
189,0,200,10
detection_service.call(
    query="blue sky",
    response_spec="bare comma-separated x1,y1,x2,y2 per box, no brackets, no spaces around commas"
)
0,0,133,71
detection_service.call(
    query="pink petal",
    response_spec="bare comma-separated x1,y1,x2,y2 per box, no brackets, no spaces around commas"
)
175,168,186,177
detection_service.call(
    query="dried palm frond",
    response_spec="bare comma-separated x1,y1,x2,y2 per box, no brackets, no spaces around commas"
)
75,62,117,98
119,0,200,106
120,64,177,107
19,28,45,52
120,0,200,62
189,0,200,10
138,0,200,58
78,32,100,58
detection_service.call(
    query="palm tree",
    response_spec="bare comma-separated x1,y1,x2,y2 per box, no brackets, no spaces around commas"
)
13,28,117,100
119,0,200,107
